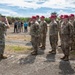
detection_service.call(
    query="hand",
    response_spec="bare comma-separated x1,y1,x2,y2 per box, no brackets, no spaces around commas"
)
5,17,10,28
5,17,8,22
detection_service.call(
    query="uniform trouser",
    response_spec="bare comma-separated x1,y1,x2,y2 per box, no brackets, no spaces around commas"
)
40,34,46,48
61,35,70,56
59,31,62,45
71,35,75,50
49,35,58,51
14,25,18,33
38,35,41,46
0,40,5,55
31,36,39,52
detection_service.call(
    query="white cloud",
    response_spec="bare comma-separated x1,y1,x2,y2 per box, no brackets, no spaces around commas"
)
58,10,75,16
0,0,75,17
0,0,75,9
0,0,40,9
0,8,23,17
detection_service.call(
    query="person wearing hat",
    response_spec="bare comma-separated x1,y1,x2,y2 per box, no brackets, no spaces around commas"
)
60,15,73,61
35,15,41,47
51,14,59,24
0,15,10,59
39,16,47,50
36,15,40,24
49,15,59,54
30,16,40,55
69,14,75,51
58,15,64,47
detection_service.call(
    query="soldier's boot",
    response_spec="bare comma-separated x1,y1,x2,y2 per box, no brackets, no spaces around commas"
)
61,55,69,61
0,54,7,59
58,45,61,47
39,45,43,48
49,50,56,54
61,55,66,60
63,55,69,61
40,46,45,50
31,51,37,55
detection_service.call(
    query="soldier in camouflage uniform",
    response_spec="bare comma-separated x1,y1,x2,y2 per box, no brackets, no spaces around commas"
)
69,14,75,50
49,15,59,54
60,15,73,61
39,16,47,50
36,15,40,24
30,16,40,55
0,15,10,59
36,15,41,47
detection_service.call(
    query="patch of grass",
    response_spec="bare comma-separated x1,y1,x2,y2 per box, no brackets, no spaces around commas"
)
6,35,31,41
11,46,25,51
5,45,32,52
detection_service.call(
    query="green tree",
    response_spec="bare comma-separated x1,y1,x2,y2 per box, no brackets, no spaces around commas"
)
45,18,51,24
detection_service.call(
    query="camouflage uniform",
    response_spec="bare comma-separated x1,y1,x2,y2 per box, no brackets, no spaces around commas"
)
70,20,75,50
39,21,47,49
60,21,73,56
59,20,63,37
0,21,8,55
36,21,40,46
58,20,63,46
30,22,40,53
49,20,58,52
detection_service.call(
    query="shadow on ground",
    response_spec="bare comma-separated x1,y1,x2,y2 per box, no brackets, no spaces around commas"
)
38,49,45,55
59,61,75,75
26,42,32,46
19,54,36,64
45,53,56,62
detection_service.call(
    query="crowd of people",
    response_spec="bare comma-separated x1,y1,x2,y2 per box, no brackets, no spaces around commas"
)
14,20,28,33
30,14,75,61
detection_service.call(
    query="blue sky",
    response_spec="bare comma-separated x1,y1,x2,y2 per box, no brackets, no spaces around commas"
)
0,0,75,17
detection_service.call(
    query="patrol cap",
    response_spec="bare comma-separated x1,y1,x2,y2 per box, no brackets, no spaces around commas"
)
63,15,69,19
31,16,36,19
69,14,74,17
40,16,45,19
36,15,39,18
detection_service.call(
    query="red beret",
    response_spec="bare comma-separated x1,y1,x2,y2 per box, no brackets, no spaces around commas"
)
63,15,69,19
36,15,39,18
60,15,64,19
32,16,36,19
69,14,74,17
50,15,55,19
40,16,45,19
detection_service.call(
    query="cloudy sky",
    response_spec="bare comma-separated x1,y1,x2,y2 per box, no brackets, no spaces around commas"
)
0,0,75,17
